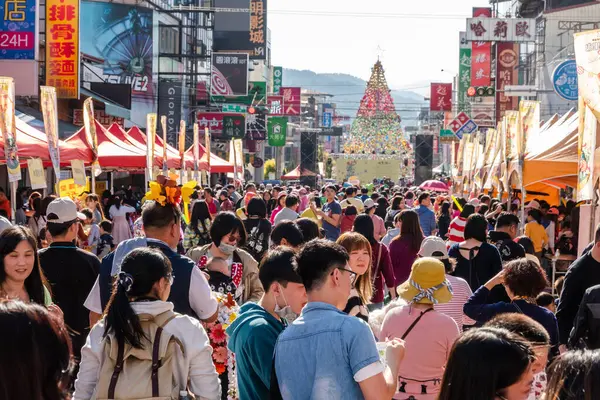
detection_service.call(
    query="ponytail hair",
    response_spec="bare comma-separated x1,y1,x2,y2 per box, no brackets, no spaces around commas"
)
104,248,173,348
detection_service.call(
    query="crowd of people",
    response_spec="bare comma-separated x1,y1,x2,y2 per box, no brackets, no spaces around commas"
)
1,178,600,400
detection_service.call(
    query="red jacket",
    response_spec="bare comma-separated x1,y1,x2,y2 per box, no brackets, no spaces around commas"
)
340,214,356,234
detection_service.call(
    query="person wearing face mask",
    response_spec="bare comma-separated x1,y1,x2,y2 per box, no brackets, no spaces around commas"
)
226,247,307,400
188,211,264,304
85,199,218,328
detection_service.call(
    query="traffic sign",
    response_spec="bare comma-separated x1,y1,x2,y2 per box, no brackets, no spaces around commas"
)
222,104,247,113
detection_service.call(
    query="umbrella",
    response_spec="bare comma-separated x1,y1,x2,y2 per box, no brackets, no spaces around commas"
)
419,180,449,192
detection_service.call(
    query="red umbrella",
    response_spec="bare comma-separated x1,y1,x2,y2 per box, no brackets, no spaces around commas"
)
419,180,449,192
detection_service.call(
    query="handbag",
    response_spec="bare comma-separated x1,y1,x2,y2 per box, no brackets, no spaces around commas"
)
401,308,434,340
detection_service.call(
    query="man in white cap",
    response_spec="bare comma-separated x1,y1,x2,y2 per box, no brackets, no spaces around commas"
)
38,197,100,368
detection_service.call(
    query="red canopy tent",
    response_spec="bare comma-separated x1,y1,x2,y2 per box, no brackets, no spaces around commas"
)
127,126,195,170
64,120,146,169
185,142,232,173
281,166,317,180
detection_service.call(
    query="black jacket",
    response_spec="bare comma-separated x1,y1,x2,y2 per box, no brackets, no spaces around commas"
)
488,230,526,263
569,284,600,349
557,252,600,344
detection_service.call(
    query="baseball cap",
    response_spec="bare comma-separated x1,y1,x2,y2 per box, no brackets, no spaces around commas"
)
46,197,86,224
525,200,541,210
418,236,449,259
363,198,377,210
547,207,559,215
468,198,480,207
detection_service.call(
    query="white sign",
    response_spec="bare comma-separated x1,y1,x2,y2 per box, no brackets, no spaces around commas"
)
465,18,536,42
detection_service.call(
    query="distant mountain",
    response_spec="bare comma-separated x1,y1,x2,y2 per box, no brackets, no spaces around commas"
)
282,69,425,126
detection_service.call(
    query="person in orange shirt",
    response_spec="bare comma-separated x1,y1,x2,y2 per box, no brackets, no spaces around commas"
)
0,188,12,220
525,208,548,264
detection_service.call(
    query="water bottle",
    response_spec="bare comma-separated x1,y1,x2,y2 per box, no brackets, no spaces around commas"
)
179,390,191,400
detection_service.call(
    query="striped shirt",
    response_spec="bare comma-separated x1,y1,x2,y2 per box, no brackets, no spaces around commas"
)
435,274,475,331
446,217,467,248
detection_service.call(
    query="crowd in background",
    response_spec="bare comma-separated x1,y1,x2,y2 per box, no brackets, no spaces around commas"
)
0,178,599,400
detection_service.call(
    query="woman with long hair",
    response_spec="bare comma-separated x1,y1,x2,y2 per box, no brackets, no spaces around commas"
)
337,232,373,322
28,195,46,238
438,327,535,400
0,226,52,305
270,192,287,224
242,197,272,262
184,200,212,250
389,209,424,286
109,195,136,244
262,190,273,215
545,350,600,400
0,301,72,400
352,214,396,310
74,248,221,399
437,201,452,241
385,195,405,229
85,193,105,225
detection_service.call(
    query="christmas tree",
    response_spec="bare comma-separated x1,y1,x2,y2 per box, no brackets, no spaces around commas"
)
344,60,410,154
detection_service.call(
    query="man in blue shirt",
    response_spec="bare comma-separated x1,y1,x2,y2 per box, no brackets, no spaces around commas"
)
311,185,342,241
227,247,307,400
415,192,437,236
273,240,404,399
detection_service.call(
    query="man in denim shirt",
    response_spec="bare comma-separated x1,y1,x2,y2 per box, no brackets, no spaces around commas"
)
273,240,404,399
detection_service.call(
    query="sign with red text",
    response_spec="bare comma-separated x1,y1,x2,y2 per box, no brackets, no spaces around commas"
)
279,87,301,116
496,42,519,121
466,18,536,42
196,112,244,139
73,109,124,127
430,83,452,112
46,0,79,98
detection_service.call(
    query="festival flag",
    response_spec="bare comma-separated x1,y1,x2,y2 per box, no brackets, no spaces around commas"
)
40,86,61,181
146,113,157,183
578,101,597,201
575,29,600,120
505,111,520,161
178,120,186,179
161,115,168,173
27,158,46,190
71,160,86,187
0,77,20,183
204,127,211,170
83,98,101,178
519,100,540,157
193,123,199,180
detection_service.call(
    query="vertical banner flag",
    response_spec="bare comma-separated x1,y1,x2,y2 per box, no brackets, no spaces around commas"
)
471,7,492,88
71,159,87,187
146,113,157,182
574,29,600,120
178,120,186,171
505,111,521,161
496,42,520,122
27,159,47,190
40,86,61,181
458,32,471,113
204,127,211,170
193,123,199,180
46,0,80,99
578,103,597,201
83,98,101,177
430,83,452,112
519,100,540,156
161,115,168,172
268,117,287,146
0,78,21,182
273,67,283,94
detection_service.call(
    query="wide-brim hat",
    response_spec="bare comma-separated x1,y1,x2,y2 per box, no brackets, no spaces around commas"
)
397,257,453,305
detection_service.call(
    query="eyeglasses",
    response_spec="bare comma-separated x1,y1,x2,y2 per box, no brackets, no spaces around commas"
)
331,266,357,285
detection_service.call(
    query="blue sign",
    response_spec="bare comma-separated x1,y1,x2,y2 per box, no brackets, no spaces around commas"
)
0,0,37,59
456,119,478,140
552,59,578,101
322,112,332,128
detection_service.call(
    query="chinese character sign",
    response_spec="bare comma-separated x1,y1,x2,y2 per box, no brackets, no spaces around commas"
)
458,32,472,113
496,42,519,121
471,41,491,87
73,109,124,127
465,18,536,42
268,117,287,147
46,0,79,98
211,53,249,97
213,0,267,60
430,83,452,112
280,87,301,116
267,95,284,115
222,115,246,140
0,0,37,59
273,66,283,94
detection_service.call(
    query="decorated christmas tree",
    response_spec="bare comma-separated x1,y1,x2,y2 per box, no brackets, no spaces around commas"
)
344,60,411,155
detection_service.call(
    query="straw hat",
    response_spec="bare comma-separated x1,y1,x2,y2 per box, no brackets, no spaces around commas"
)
396,257,453,305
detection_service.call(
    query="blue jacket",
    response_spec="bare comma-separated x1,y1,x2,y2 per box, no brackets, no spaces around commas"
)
415,205,436,236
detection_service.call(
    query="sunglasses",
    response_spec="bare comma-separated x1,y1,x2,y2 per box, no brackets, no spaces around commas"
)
331,266,357,285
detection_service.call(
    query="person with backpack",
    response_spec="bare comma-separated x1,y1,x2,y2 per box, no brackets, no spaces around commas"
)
74,247,221,399
183,200,212,251
242,198,272,262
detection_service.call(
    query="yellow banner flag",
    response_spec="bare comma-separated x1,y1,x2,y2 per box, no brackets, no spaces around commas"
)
83,98,101,177
0,77,21,182
179,120,186,170
161,115,168,172
146,113,157,182
27,158,46,190
40,86,61,181
575,29,600,120
71,159,87,187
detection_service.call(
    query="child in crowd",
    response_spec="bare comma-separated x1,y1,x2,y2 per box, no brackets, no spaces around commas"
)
97,220,115,259
199,256,243,302
340,205,357,234
381,212,402,247
536,292,556,313
80,208,100,255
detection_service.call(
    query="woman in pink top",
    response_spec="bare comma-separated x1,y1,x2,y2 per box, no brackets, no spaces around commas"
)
269,192,287,224
380,257,460,400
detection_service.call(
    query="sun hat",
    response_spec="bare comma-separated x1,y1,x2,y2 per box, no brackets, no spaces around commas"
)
418,236,449,259
396,257,453,305
525,200,541,210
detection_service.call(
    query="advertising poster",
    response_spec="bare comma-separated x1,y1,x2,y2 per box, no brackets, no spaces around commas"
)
81,1,154,126
574,29,600,120
0,0,37,59
211,53,249,97
429,83,452,112
333,158,402,183
71,159,86,186
223,114,246,140
46,0,79,98
458,32,471,113
213,0,267,60
40,86,61,181
158,80,182,146
496,42,519,122
267,117,287,146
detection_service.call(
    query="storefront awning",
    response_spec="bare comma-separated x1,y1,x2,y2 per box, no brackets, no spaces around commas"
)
80,87,131,120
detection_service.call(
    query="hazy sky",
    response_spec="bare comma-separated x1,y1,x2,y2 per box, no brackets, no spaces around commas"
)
268,0,490,95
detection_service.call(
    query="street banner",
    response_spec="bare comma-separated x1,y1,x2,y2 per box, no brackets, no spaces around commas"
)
228,139,243,179
161,115,168,173
71,159,86,186
178,120,186,172
578,102,598,201
268,117,287,146
519,100,540,156
40,86,61,181
430,83,452,112
213,0,267,60
574,29,600,120
46,0,79,98
27,158,46,190
466,18,536,42
505,111,520,161
83,98,101,178
223,115,246,140
157,81,182,146
211,53,249,97
458,32,471,113
496,42,520,121
273,66,283,94
204,127,211,170
0,78,20,182
280,87,301,115
146,113,157,183
471,41,491,87
193,123,199,179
